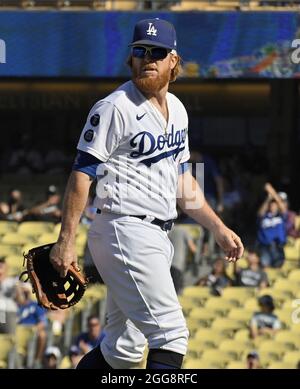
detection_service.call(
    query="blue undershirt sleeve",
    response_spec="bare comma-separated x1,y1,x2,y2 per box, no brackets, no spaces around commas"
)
72,150,103,179
178,162,189,175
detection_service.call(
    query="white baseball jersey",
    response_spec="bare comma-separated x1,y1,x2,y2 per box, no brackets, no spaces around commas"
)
77,80,190,220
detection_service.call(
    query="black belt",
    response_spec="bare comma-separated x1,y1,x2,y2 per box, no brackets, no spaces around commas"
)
96,209,174,231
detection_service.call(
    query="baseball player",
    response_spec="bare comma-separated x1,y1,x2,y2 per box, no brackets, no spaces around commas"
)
50,18,244,369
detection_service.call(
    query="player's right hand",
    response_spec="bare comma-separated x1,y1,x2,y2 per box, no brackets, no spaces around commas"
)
213,225,244,262
50,241,79,278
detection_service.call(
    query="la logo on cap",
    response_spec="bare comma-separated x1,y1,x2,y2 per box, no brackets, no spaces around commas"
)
146,23,157,36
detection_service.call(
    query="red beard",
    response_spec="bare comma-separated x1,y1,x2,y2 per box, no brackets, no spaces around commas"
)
132,67,171,94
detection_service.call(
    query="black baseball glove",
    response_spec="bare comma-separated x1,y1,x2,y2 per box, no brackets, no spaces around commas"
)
20,243,88,310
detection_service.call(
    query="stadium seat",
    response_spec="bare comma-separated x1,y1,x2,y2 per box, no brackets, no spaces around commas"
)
186,317,207,336
195,329,227,346
205,297,238,314
0,221,18,234
275,330,300,349
201,349,236,367
291,323,300,333
178,295,199,314
281,263,299,275
187,338,215,358
274,309,294,329
282,300,295,310
273,279,300,296
234,329,251,342
182,286,211,302
0,334,14,369
226,361,246,369
18,221,54,236
219,339,254,358
54,222,83,236
222,287,255,305
211,318,245,333
76,232,87,247
228,308,253,324
0,244,19,257
265,268,285,285
2,233,35,246
5,255,23,271
183,358,222,369
288,269,300,282
53,223,62,235
284,245,299,261
38,232,59,245
7,265,21,277
189,307,221,323
267,361,296,369
244,297,260,311
283,351,300,365
259,340,291,356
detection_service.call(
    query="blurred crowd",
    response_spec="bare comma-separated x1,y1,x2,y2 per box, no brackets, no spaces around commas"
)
0,150,299,369
0,186,62,224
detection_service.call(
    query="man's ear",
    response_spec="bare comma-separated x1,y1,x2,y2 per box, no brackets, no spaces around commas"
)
170,54,179,70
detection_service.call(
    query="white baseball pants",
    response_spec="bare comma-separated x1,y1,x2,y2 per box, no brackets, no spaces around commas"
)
88,211,189,369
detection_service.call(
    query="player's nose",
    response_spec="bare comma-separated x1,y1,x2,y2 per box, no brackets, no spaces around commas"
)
143,53,154,63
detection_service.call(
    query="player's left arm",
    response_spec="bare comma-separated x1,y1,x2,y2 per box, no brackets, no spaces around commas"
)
177,169,244,262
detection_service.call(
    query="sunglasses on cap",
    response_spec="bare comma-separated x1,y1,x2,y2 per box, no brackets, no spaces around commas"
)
131,45,172,61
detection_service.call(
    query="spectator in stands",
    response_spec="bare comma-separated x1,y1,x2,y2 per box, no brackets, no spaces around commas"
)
15,282,47,365
249,295,281,339
196,258,232,296
75,315,104,355
68,345,83,369
0,257,16,299
27,185,61,223
0,257,18,334
234,247,269,289
42,346,61,369
257,183,287,268
246,351,260,369
0,202,9,220
278,191,300,239
0,189,26,222
168,224,197,294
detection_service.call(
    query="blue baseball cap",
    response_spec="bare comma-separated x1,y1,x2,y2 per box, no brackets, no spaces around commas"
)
129,18,177,50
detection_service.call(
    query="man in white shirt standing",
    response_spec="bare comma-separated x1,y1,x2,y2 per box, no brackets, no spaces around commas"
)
50,18,244,369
